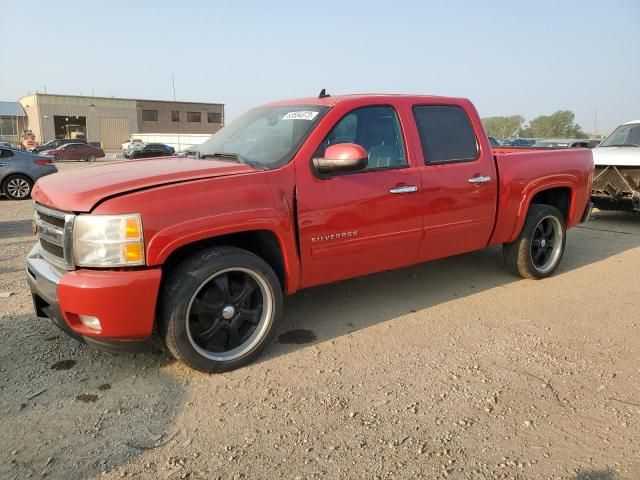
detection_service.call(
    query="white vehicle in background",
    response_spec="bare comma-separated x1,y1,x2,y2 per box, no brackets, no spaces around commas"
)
591,119,640,213
122,138,143,155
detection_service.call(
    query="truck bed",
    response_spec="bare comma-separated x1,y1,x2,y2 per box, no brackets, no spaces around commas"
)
489,148,594,245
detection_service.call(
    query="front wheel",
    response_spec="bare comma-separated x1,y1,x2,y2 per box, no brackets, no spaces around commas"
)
503,204,566,280
2,174,33,200
87,154,96,162
159,247,282,373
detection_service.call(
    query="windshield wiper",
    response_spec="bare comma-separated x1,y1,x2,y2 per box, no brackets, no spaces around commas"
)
200,152,241,161
200,152,263,168
601,143,639,147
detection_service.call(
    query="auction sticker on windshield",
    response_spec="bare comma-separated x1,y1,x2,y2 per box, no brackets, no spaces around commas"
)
282,111,319,121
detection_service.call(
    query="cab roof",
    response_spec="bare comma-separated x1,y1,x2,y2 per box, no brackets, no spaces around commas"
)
261,93,468,108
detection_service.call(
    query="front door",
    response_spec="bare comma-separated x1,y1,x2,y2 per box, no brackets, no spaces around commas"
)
296,105,423,288
411,104,498,261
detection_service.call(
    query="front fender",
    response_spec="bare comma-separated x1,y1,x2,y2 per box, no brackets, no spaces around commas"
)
145,209,300,293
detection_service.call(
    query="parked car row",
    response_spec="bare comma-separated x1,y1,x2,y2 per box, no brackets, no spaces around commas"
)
493,137,600,149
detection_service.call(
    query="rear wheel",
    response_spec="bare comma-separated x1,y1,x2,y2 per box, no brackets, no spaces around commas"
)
503,204,566,279
2,174,33,200
159,247,282,373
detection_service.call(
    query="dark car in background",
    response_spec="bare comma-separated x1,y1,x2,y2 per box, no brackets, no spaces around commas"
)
501,138,536,147
488,136,500,147
127,143,175,159
532,139,593,149
177,144,199,157
0,147,57,200
33,138,87,153
41,143,105,162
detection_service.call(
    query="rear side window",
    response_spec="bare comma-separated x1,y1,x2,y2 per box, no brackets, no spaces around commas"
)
413,105,478,164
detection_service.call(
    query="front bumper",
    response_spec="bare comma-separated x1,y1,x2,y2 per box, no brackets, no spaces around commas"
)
26,244,162,352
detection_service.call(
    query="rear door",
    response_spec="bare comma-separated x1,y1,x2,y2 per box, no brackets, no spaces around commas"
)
410,102,497,261
296,104,423,287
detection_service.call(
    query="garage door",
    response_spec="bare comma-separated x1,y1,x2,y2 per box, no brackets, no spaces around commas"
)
99,117,131,150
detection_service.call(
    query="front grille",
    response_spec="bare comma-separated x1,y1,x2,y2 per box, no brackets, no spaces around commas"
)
34,203,75,270
38,212,66,229
40,238,64,258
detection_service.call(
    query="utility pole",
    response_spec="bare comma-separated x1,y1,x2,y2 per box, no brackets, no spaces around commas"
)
172,75,180,151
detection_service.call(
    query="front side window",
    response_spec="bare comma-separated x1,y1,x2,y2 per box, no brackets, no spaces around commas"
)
187,112,201,122
142,110,158,121
318,106,407,171
197,105,328,169
413,105,478,164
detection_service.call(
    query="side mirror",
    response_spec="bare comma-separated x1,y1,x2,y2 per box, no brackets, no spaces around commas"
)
313,143,368,174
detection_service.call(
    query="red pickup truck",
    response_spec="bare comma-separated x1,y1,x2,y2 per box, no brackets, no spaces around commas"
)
27,93,594,372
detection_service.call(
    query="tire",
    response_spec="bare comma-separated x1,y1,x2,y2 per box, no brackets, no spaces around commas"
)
503,204,566,280
159,246,283,373
2,174,33,200
87,154,96,162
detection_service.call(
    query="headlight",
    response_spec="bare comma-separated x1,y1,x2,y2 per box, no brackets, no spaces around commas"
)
73,214,145,267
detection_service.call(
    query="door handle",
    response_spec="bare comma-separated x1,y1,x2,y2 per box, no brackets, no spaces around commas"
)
468,176,491,184
389,185,418,194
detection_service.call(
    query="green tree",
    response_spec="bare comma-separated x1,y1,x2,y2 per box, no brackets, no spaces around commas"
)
528,111,587,138
481,115,525,139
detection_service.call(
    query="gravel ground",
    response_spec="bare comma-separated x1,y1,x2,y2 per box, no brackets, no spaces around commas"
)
1,162,639,480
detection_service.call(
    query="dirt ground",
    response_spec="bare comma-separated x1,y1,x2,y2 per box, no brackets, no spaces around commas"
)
1,162,639,480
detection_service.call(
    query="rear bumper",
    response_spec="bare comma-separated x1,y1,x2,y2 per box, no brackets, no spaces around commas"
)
580,202,594,223
26,244,162,351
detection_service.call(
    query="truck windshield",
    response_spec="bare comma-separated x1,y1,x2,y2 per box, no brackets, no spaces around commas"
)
599,124,640,147
197,105,329,168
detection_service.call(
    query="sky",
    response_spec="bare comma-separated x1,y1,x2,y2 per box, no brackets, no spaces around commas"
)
1,0,639,135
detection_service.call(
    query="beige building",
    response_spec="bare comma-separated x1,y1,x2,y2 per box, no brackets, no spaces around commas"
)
136,99,224,135
19,93,224,150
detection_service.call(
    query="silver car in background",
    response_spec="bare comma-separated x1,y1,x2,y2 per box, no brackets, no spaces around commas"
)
0,147,58,200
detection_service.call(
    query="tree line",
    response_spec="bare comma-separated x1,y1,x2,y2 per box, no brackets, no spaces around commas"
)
482,111,587,139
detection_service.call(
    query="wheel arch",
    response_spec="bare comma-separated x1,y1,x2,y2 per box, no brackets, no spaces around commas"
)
159,229,290,293
529,186,572,222
511,183,575,243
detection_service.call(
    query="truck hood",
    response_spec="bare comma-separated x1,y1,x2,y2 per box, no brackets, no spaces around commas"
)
32,157,254,212
592,147,640,167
